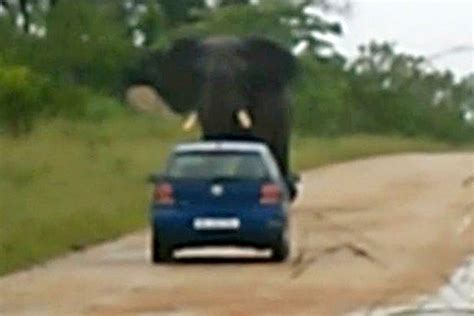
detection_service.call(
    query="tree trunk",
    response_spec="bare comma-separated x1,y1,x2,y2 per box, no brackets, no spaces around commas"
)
19,0,30,33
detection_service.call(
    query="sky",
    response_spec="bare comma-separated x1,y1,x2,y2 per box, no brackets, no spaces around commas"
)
332,0,473,78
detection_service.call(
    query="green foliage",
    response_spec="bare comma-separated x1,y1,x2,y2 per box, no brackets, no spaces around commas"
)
173,0,342,52
0,19,37,66
136,1,170,48
35,1,133,92
158,0,206,25
294,42,474,142
294,56,351,135
173,4,294,46
0,64,49,136
45,85,124,122
45,84,90,119
347,42,474,141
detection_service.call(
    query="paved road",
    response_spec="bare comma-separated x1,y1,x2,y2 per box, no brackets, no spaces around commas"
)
1,153,473,315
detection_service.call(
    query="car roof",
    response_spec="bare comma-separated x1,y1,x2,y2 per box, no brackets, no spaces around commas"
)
174,141,270,155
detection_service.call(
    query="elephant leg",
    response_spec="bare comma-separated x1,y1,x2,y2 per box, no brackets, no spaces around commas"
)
273,138,289,177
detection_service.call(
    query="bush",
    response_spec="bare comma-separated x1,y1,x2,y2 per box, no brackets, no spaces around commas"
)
294,57,351,136
0,64,49,136
46,84,125,122
33,1,133,93
46,84,89,119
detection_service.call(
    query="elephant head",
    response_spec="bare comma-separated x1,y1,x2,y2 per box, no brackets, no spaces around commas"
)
159,36,296,135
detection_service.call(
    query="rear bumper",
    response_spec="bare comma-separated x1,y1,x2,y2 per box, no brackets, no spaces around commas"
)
151,207,287,250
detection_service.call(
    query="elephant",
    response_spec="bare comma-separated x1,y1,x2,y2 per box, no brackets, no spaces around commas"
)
126,36,297,181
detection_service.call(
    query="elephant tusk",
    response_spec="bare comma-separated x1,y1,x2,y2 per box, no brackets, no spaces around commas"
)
237,109,252,129
182,111,198,131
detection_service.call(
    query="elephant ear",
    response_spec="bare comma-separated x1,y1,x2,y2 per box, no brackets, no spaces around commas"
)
243,37,297,91
159,38,201,114
123,48,163,93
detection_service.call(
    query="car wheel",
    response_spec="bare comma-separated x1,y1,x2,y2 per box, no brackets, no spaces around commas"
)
151,234,173,263
271,229,289,262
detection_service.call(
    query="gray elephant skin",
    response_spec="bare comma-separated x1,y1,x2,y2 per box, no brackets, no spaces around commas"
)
127,36,297,179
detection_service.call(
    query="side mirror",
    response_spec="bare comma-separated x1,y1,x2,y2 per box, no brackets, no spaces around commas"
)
147,172,165,183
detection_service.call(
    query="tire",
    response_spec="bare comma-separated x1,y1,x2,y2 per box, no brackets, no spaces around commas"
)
151,233,173,263
271,229,289,262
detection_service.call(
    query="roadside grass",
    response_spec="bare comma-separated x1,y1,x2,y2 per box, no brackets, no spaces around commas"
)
291,134,466,171
0,114,190,275
1,116,471,275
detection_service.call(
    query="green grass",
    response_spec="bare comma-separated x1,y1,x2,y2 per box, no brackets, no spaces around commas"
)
291,134,466,171
0,115,189,274
0,116,471,275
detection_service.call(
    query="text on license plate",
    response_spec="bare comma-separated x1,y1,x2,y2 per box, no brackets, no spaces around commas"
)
193,218,240,230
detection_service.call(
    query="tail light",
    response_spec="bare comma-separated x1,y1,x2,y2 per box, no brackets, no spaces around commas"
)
260,183,282,205
153,182,175,205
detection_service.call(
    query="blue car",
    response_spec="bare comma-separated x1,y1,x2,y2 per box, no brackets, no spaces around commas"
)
149,141,291,262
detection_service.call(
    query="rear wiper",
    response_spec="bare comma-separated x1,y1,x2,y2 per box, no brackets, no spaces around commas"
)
210,176,267,182
210,176,241,182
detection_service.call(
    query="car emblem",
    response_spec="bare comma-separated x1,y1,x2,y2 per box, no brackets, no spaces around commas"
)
211,184,224,197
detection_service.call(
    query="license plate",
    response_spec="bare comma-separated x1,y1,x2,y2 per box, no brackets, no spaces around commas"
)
193,218,240,230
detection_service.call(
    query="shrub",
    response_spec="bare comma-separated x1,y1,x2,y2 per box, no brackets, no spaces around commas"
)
293,57,351,136
0,64,49,136
46,84,89,119
46,84,125,122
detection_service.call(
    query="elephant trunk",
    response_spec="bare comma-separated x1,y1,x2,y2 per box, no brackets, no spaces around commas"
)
198,77,250,135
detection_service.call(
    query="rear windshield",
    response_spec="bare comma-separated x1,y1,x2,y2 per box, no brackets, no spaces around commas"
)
167,152,269,180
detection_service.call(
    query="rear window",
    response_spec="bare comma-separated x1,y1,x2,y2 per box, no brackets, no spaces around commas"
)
167,152,269,180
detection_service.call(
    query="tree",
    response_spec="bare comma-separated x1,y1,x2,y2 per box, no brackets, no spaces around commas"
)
345,41,474,140
157,0,206,25
36,1,133,92
0,0,54,34
118,0,170,48
171,0,342,55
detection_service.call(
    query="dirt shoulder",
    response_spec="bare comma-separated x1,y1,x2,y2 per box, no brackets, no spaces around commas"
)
1,153,473,315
